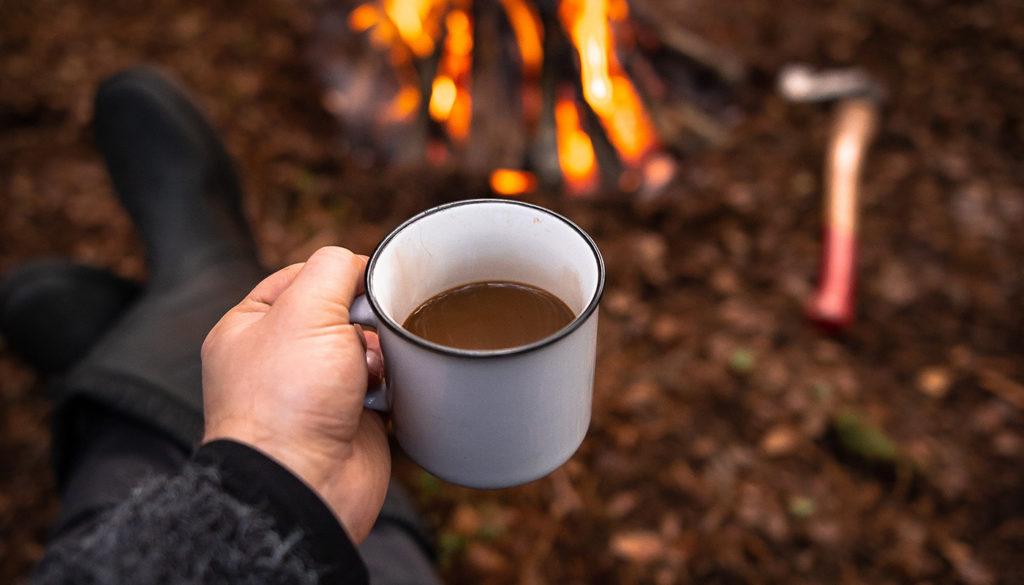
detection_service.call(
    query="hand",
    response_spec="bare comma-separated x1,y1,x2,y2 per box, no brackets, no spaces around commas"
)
201,246,389,543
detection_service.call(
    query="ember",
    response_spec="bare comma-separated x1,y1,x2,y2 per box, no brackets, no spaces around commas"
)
489,169,537,195
314,0,740,196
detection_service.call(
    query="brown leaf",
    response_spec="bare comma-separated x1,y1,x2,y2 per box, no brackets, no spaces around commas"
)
450,504,480,536
650,314,683,343
610,531,665,563
623,379,659,410
631,232,670,285
607,491,639,519
917,366,952,398
978,368,1024,409
549,468,583,518
940,539,995,585
464,543,509,573
759,425,799,456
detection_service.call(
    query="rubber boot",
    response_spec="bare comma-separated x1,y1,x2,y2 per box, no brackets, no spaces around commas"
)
54,67,265,479
0,261,139,373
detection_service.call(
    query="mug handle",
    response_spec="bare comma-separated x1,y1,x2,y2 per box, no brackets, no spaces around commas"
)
350,295,391,412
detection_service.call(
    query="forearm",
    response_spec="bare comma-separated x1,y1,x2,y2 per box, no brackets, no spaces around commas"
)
35,440,368,585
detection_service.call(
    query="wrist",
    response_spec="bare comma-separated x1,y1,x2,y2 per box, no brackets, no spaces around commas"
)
192,440,370,584
203,422,337,503
202,423,387,542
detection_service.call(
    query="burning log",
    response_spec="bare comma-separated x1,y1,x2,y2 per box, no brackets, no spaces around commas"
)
307,0,742,197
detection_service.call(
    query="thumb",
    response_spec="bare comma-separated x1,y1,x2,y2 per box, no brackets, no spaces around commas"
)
271,247,368,326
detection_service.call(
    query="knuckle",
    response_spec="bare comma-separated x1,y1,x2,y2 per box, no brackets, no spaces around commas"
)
311,245,354,265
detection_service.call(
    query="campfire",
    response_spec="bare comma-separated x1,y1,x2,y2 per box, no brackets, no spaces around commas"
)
310,0,742,196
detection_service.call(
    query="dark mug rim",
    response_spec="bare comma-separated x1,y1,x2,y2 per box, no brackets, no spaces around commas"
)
363,198,605,358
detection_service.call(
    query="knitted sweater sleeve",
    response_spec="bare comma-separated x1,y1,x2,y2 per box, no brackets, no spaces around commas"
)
34,440,369,585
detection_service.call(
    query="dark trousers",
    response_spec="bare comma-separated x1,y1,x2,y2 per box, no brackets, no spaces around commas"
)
50,402,442,585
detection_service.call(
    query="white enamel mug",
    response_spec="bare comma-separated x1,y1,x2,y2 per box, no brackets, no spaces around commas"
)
349,199,604,489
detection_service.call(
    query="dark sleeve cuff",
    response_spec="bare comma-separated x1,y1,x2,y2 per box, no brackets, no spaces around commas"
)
192,439,368,585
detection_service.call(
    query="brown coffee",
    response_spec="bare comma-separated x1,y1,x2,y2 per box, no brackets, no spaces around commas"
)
402,281,575,350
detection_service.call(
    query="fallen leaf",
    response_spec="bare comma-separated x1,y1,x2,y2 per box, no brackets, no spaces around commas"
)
623,379,659,410
437,532,468,567
940,539,995,585
450,504,480,536
788,495,815,519
607,491,639,518
760,425,799,456
650,314,683,343
464,543,509,573
549,468,583,518
728,348,756,374
978,368,1024,409
993,431,1022,457
610,531,665,563
917,366,952,398
832,411,898,462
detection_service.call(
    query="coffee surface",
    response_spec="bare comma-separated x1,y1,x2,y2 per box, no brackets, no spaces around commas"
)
402,281,575,350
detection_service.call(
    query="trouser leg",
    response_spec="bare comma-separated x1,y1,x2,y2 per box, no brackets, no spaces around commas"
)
48,400,445,585
359,480,444,585
49,399,188,541
360,524,445,585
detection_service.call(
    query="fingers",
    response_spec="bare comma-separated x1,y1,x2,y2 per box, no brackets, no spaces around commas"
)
363,329,384,388
243,263,305,310
353,325,385,388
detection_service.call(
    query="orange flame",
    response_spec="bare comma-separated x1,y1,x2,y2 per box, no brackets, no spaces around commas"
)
559,0,658,166
348,4,381,32
388,84,421,121
490,169,538,195
429,76,457,119
500,0,544,76
555,90,599,195
500,0,544,128
350,0,436,123
382,0,445,58
428,7,473,141
348,0,665,194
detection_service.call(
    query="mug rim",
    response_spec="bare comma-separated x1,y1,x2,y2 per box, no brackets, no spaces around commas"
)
364,198,605,357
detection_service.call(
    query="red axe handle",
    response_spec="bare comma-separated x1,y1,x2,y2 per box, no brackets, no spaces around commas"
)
806,98,878,332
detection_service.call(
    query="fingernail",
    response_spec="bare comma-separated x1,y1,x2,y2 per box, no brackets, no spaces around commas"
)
366,349,384,384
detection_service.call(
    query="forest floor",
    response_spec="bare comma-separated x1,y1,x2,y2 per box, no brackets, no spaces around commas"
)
2,0,1023,583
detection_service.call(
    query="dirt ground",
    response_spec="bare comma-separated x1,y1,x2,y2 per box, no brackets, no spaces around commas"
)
2,0,1023,583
